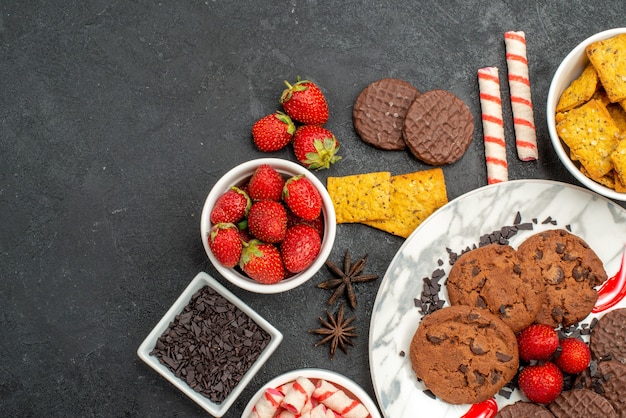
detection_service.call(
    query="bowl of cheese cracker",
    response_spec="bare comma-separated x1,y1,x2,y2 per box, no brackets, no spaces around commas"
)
547,28,626,201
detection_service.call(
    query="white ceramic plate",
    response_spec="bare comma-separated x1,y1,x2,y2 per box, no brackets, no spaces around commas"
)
369,180,626,418
242,368,382,418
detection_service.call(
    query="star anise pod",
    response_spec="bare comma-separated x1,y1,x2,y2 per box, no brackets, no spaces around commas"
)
317,250,378,309
309,303,357,360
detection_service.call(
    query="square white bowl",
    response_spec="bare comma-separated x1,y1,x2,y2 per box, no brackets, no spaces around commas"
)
137,272,283,417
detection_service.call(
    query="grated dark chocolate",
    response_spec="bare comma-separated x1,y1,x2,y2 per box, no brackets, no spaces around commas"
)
150,286,270,404
423,389,436,399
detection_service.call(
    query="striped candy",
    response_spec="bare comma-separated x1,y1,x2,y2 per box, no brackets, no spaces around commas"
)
504,31,538,161
478,67,509,184
250,387,285,418
313,379,369,418
281,376,316,415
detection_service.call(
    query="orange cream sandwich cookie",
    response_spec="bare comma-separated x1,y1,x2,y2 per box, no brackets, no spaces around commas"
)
505,30,539,161
478,66,509,184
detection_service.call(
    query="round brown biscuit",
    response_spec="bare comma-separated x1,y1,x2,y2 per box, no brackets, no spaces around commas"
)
595,360,626,417
517,229,607,327
576,360,626,417
409,305,519,405
446,244,545,333
352,78,420,150
591,308,626,364
548,389,617,418
496,401,555,418
402,89,474,165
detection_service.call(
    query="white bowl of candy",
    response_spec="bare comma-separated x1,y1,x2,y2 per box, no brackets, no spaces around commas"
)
242,368,381,418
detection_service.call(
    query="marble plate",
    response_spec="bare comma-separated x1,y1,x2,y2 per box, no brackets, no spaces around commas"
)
369,180,626,418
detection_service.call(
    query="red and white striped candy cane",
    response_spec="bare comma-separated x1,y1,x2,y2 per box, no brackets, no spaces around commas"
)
305,403,330,418
250,387,284,418
281,376,316,415
478,67,508,184
312,380,369,418
505,30,538,161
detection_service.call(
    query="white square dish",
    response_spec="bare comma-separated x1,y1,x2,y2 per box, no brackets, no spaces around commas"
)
137,271,283,417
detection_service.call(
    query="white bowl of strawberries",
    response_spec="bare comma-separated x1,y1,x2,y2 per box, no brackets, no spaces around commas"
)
201,158,336,294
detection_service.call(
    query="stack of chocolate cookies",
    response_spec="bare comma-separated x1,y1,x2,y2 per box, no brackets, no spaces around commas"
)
353,78,474,165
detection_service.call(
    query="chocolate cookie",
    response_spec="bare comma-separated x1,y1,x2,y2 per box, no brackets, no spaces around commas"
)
409,305,519,405
352,78,420,150
548,389,617,418
402,89,474,165
496,401,555,418
517,229,607,327
576,360,626,417
447,244,545,333
596,360,626,417
590,308,626,364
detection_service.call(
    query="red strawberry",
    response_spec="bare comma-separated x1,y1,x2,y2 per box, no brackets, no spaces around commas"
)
280,224,322,273
292,125,341,170
287,211,324,237
210,186,251,225
517,324,559,362
238,227,254,243
247,200,287,243
239,239,285,284
555,338,591,374
248,164,285,201
282,175,322,221
208,223,242,268
518,362,563,404
252,111,296,152
280,77,329,125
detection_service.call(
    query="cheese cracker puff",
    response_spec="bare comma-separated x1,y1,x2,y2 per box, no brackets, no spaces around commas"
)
581,165,615,190
556,63,598,112
555,111,567,124
608,103,626,132
327,172,391,224
592,87,611,107
362,168,447,238
586,33,626,103
556,99,621,179
611,139,626,186
615,170,626,192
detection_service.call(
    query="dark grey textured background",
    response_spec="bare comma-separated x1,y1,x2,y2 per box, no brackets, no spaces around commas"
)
1,1,624,417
